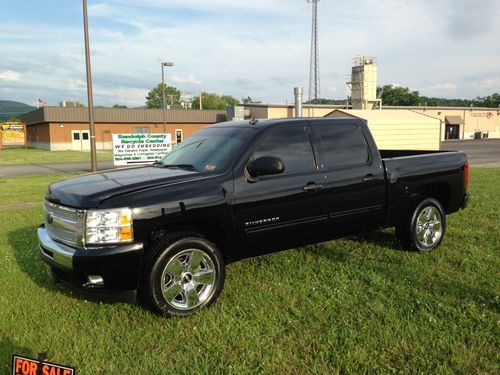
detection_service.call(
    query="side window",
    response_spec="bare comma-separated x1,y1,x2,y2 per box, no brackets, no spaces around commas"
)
253,126,315,174
175,129,183,144
317,123,369,168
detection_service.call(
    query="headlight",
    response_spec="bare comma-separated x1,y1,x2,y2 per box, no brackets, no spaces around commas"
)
85,208,133,244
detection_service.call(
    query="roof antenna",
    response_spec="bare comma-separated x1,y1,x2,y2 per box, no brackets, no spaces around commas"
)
249,115,258,125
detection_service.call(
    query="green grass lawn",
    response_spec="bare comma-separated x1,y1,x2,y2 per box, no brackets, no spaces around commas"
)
0,169,498,373
0,174,78,206
0,148,113,165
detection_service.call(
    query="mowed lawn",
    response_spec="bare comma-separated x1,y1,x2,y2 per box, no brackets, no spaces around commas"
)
0,148,113,165
0,169,498,374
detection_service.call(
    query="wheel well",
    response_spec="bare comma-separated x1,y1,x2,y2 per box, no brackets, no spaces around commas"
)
148,218,229,261
415,182,450,211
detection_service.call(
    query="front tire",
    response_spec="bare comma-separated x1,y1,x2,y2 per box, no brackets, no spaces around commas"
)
396,198,446,252
142,235,225,316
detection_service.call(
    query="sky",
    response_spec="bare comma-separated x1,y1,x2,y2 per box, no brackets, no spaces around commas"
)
0,0,499,108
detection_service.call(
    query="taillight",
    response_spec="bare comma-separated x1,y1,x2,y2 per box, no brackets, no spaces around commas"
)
464,161,469,189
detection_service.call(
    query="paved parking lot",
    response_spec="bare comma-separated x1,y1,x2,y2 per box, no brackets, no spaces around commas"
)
440,139,500,167
0,161,116,177
0,140,498,177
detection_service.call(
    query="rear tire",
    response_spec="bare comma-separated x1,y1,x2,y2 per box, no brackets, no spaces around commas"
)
396,197,446,252
141,234,225,316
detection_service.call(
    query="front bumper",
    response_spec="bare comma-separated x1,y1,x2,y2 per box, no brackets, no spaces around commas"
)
38,224,144,301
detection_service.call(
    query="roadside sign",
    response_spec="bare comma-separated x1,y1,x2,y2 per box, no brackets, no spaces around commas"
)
112,133,172,166
12,355,75,375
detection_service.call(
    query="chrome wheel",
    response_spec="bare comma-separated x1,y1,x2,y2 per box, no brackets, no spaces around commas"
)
160,249,216,310
415,206,442,248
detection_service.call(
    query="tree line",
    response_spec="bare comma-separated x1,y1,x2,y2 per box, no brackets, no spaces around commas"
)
305,86,499,108
143,83,245,110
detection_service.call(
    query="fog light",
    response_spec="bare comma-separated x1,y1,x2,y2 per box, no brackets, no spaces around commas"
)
84,275,104,288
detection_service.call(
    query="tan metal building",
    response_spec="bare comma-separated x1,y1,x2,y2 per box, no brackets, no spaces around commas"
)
383,106,499,140
244,103,500,141
21,107,226,151
325,109,441,150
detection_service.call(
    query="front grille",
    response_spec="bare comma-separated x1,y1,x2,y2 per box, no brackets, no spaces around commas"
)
47,226,78,243
44,200,85,247
44,201,78,223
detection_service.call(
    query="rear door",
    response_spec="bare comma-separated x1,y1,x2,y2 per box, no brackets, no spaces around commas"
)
233,122,329,258
310,119,386,237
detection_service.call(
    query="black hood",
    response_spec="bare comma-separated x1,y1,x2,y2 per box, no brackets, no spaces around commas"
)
47,166,204,208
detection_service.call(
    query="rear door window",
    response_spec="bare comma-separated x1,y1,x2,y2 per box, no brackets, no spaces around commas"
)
316,123,369,168
253,126,316,174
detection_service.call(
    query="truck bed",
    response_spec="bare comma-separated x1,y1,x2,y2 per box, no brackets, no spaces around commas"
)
380,149,468,226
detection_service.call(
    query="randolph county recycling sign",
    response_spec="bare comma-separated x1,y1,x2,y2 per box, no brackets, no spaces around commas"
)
112,133,172,166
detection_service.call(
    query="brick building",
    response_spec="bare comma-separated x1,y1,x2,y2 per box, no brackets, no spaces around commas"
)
21,107,226,150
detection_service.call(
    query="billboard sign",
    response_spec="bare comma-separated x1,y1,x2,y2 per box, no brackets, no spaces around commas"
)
112,133,172,166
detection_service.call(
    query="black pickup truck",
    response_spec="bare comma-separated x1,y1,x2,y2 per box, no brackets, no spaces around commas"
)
38,117,470,316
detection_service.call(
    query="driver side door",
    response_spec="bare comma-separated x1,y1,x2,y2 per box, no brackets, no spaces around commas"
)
232,123,329,259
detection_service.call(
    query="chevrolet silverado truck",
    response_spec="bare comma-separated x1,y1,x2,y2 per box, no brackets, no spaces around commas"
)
38,117,470,316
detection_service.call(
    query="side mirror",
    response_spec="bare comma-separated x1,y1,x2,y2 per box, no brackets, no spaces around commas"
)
247,156,285,177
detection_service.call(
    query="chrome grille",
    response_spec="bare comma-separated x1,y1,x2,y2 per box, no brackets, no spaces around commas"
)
44,200,85,247
44,201,78,223
46,226,78,243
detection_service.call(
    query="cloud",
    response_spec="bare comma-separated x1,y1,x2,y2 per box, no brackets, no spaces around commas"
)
444,0,499,39
0,0,499,107
427,83,458,92
0,70,21,82
467,77,500,90
169,75,202,85
93,86,149,107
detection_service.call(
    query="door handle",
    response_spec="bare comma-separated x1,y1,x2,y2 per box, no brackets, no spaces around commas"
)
362,174,377,183
303,182,323,191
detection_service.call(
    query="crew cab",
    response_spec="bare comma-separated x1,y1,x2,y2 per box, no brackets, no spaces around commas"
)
38,117,470,316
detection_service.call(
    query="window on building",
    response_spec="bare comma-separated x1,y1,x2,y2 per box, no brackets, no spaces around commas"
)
134,127,150,134
73,132,80,140
175,129,183,144
82,132,89,140
252,126,315,174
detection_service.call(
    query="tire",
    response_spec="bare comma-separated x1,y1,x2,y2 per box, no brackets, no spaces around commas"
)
395,197,446,252
141,234,225,316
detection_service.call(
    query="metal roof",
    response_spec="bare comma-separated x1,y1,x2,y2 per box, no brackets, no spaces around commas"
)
324,109,440,123
21,107,227,125
244,103,347,109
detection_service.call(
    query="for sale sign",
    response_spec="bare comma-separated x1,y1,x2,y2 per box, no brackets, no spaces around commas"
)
12,355,75,375
112,133,172,166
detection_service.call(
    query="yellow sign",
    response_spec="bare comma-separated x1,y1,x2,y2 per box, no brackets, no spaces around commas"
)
1,122,23,131
1,126,25,145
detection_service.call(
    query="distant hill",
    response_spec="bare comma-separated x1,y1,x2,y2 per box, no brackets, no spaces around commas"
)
0,100,36,121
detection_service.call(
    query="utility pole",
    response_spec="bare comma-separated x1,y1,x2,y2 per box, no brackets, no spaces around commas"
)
199,91,202,110
161,61,174,133
308,0,321,102
82,0,97,172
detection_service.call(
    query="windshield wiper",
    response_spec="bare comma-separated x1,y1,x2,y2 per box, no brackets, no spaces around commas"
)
160,164,198,171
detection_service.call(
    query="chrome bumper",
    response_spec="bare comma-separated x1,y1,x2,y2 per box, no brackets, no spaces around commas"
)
38,225,76,269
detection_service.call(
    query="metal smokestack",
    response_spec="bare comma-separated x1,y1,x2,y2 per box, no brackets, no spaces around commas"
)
294,87,303,118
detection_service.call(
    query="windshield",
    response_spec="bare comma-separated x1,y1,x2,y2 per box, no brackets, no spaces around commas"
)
157,127,253,173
